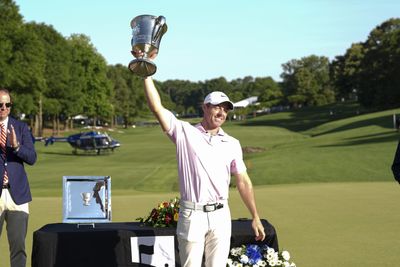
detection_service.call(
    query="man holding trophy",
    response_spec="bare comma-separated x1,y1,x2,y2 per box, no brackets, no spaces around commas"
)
130,15,266,266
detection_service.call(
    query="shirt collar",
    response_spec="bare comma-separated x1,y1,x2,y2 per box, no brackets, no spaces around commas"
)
0,117,9,128
195,123,225,136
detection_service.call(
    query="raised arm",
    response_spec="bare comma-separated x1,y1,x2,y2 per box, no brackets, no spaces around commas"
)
143,76,171,132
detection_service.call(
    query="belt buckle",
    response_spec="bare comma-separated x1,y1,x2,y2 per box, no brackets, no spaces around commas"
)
203,203,216,212
203,203,223,212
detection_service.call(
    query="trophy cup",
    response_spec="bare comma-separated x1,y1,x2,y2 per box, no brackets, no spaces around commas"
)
128,15,168,77
81,192,92,206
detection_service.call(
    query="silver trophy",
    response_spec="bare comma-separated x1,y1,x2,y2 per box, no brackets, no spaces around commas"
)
81,192,92,206
128,15,168,77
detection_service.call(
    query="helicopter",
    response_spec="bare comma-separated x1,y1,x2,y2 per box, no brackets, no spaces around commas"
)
44,131,121,155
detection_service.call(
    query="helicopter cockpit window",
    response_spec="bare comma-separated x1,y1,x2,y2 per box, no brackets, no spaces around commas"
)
95,137,109,146
80,138,95,148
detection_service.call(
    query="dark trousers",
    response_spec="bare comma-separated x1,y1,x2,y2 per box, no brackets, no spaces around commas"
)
0,210,29,267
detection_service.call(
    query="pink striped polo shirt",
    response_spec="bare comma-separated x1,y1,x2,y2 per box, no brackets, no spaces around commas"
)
165,110,246,204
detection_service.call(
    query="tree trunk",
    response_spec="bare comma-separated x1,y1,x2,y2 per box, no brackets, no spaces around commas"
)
52,115,56,135
124,115,128,129
38,95,43,137
56,116,60,135
110,114,114,128
33,115,39,137
30,117,35,135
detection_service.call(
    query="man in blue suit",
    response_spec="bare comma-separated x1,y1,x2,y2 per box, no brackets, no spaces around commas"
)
0,88,37,267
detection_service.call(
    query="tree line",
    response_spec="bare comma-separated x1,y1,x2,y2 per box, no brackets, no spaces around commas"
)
1,0,399,136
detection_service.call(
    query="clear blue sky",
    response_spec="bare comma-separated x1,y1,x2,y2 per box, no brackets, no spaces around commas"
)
14,0,400,82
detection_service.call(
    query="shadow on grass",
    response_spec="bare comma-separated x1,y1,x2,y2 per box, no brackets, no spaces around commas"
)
41,151,116,157
238,113,328,132
311,115,395,137
238,102,365,132
238,102,397,138
317,131,399,147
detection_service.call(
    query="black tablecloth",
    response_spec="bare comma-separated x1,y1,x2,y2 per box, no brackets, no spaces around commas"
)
32,219,278,267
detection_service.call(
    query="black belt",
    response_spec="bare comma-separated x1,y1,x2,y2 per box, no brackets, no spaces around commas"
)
202,203,224,212
181,200,225,212
2,184,10,189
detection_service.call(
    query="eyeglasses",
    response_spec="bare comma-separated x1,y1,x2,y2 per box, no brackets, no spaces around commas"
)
0,102,12,108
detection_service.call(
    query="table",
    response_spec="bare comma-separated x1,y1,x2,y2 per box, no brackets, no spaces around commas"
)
32,219,278,267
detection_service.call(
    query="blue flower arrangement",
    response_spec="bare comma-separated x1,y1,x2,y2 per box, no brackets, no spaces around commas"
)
227,244,296,267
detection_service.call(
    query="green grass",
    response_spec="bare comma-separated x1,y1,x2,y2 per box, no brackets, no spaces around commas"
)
1,182,399,267
28,104,400,196
1,101,400,266
226,107,398,185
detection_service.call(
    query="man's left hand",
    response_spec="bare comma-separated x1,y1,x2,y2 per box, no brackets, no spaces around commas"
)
252,217,266,241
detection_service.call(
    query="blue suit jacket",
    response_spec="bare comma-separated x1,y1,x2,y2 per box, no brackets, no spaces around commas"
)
0,117,37,205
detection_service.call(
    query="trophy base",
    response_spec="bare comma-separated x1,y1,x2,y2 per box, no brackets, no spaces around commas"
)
128,58,157,77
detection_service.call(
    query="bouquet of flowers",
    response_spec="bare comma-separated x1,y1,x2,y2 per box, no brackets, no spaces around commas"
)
227,244,296,267
136,197,180,227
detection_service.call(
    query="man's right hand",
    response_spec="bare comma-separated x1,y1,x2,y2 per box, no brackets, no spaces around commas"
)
131,49,158,60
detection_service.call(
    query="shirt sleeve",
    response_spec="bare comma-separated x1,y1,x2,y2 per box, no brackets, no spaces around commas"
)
230,139,247,174
165,110,181,143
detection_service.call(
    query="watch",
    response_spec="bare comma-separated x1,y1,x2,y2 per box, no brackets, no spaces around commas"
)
13,142,20,152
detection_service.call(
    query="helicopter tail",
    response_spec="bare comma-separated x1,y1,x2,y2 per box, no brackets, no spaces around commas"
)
44,136,68,146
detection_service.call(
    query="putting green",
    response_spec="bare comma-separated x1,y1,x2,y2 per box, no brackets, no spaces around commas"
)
1,181,399,267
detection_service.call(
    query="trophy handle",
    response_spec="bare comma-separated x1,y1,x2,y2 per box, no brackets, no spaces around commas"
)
151,16,167,46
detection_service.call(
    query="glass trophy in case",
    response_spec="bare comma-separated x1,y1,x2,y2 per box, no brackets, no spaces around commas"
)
62,176,111,225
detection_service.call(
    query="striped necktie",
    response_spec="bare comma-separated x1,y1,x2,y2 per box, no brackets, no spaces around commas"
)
0,123,8,185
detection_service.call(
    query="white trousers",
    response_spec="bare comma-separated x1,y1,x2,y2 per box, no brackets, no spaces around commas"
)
0,189,29,267
0,189,29,215
177,202,231,267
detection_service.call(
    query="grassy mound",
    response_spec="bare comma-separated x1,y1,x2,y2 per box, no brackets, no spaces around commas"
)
28,102,400,196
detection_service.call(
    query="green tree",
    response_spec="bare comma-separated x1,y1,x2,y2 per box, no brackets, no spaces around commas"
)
246,77,283,108
0,0,23,87
281,55,334,107
160,80,198,116
0,0,47,135
10,93,36,128
330,43,364,101
25,22,77,134
107,65,130,127
43,97,62,134
357,18,400,108
107,64,146,128
203,77,233,96
68,34,112,126
229,77,251,102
